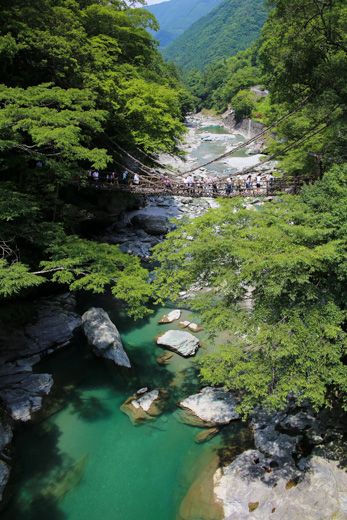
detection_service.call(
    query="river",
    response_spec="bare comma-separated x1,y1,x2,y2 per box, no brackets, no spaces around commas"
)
2,119,256,520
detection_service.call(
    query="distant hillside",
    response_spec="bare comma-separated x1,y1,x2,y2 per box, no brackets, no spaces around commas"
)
146,0,222,48
163,0,267,70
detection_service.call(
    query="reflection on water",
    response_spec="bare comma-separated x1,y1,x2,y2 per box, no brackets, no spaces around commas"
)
2,300,251,520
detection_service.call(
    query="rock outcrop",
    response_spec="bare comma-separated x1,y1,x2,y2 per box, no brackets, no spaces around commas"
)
214,450,347,520
0,294,81,422
0,294,81,503
82,308,130,368
157,330,200,357
180,387,240,426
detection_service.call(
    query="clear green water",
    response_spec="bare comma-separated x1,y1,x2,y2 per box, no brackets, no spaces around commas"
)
2,301,250,520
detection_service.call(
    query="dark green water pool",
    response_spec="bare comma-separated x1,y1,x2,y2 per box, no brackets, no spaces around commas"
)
2,302,250,520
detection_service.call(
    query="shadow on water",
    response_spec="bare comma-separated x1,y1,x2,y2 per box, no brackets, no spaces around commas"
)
217,421,254,467
2,422,67,520
9,496,68,520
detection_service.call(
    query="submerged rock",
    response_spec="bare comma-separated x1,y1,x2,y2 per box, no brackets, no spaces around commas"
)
42,454,89,501
82,308,130,368
157,330,200,357
159,310,181,324
180,387,240,426
195,427,220,444
214,450,347,520
156,351,174,365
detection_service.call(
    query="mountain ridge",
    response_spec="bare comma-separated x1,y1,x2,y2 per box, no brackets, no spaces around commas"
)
163,0,268,70
146,0,223,48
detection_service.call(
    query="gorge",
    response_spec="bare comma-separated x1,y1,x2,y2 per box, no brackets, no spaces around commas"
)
0,0,346,518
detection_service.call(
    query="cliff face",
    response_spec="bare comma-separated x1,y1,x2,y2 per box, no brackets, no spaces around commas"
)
221,109,265,139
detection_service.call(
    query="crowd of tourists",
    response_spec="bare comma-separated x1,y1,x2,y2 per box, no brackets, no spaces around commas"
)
85,169,276,196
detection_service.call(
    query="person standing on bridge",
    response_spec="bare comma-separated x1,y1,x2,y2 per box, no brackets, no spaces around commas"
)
187,174,194,195
245,175,253,195
121,170,129,184
256,174,262,194
226,177,234,196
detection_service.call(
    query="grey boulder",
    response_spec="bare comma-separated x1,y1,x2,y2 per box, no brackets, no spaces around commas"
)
82,308,131,368
157,330,200,357
214,450,347,520
180,387,240,425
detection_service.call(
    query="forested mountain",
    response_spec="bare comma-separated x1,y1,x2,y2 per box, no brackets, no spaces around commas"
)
0,0,190,317
146,0,223,48
163,0,267,70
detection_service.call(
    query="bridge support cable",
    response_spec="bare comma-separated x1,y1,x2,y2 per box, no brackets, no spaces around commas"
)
237,122,330,179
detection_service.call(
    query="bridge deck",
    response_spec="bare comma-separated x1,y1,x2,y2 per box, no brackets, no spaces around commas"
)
80,178,303,198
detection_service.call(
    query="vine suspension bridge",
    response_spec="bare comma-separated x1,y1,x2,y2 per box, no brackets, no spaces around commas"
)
79,99,327,199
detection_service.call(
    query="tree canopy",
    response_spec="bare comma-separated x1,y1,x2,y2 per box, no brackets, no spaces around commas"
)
153,165,347,415
0,0,190,315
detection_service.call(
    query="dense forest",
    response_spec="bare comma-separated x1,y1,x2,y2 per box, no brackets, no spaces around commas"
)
0,0,192,318
163,0,267,70
154,0,347,414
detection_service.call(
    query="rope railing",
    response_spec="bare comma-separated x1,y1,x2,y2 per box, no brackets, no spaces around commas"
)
83,176,307,198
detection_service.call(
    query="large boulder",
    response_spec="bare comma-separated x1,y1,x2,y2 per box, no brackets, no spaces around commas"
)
214,450,347,520
157,330,200,357
159,310,181,324
131,214,171,236
180,387,240,426
82,308,130,368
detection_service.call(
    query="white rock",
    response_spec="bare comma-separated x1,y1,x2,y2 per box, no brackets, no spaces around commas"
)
136,387,149,395
157,330,200,357
82,308,130,368
159,310,181,324
188,323,203,332
214,451,347,520
131,390,160,412
179,321,191,328
180,387,239,425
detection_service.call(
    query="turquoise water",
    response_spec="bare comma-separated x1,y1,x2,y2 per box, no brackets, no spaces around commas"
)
3,302,249,520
